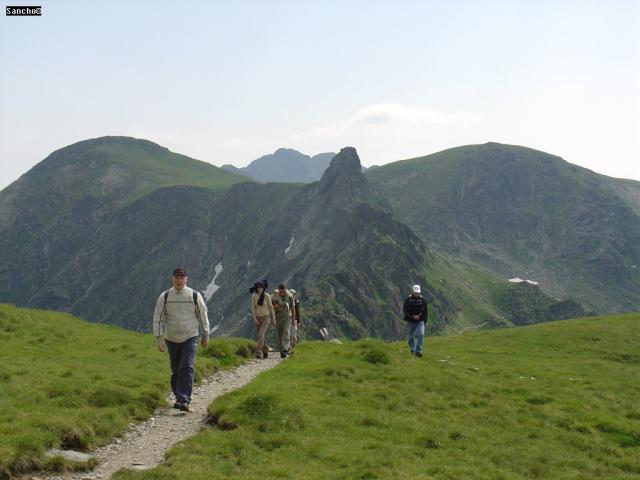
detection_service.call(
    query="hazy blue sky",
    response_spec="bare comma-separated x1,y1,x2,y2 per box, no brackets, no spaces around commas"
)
1,0,638,189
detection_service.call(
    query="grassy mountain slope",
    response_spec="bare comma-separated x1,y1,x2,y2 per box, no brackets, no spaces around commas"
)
0,304,254,478
424,251,588,334
366,142,640,314
114,313,640,480
1,136,247,209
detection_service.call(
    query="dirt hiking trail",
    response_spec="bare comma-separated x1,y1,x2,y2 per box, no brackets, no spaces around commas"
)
40,356,282,480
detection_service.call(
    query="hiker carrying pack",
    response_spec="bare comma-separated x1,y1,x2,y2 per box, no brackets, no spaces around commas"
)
152,268,209,412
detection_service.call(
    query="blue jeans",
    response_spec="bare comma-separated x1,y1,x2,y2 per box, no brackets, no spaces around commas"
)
407,321,425,353
166,336,199,404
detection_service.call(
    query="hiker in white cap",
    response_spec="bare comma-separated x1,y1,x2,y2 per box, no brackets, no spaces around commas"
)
288,289,300,351
403,284,428,357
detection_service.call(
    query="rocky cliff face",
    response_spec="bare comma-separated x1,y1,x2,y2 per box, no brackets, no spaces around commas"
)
201,147,456,339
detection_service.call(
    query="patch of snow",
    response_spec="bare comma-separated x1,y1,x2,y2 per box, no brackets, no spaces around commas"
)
204,263,223,301
457,322,489,334
508,277,539,286
247,260,251,266
285,237,294,254
210,324,220,334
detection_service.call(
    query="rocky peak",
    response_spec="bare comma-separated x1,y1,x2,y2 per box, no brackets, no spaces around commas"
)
317,147,371,202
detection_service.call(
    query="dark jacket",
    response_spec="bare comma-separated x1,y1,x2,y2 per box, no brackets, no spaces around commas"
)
403,295,428,323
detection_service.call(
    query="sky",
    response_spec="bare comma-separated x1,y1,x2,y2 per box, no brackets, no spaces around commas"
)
1,0,638,190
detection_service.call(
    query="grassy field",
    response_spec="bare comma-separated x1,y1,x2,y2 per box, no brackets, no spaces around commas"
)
0,304,254,478
114,313,640,480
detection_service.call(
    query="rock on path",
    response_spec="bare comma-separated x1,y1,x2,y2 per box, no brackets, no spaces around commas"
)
43,356,281,480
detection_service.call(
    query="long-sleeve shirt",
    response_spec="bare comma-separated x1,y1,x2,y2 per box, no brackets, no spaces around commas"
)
271,292,294,320
403,295,428,323
251,292,275,319
153,286,209,343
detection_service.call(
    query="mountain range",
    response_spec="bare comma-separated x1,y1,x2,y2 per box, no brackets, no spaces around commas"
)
1,136,636,340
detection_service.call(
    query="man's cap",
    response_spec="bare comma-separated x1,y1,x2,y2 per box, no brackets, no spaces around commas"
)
289,289,297,296
173,268,187,277
412,284,421,293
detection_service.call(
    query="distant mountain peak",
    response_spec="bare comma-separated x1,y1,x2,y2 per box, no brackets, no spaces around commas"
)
273,147,303,155
222,148,337,183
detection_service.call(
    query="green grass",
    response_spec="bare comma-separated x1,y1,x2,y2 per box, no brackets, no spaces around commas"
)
0,304,255,478
92,140,248,203
114,314,640,480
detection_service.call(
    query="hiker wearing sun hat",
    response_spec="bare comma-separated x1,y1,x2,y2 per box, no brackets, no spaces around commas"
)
403,284,428,357
250,280,276,359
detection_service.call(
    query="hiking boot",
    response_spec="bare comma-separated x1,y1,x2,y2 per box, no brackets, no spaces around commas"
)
415,352,423,357
263,351,269,359
173,402,180,409
280,351,287,359
177,402,191,412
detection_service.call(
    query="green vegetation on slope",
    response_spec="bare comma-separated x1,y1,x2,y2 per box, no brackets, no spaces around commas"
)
0,304,254,478
366,142,640,315
89,138,248,203
21,136,249,206
424,252,588,334
115,314,639,480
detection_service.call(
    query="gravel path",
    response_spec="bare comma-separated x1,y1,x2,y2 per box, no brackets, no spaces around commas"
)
41,356,281,480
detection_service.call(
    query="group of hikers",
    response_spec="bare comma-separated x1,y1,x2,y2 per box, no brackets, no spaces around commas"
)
153,268,428,412
250,280,301,360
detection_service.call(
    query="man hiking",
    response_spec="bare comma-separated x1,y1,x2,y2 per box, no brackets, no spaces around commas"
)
271,283,296,358
288,289,301,351
153,268,209,412
403,284,428,357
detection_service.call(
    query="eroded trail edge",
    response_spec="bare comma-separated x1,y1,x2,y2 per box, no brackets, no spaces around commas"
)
45,357,282,480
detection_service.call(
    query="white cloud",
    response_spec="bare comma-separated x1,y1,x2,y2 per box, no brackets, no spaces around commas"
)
289,103,477,165
352,103,470,125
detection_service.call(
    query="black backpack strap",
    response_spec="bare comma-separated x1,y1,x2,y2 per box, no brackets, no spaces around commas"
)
193,291,203,326
164,290,201,316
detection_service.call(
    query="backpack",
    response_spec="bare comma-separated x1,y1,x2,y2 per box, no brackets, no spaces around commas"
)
164,289,197,303
163,290,200,316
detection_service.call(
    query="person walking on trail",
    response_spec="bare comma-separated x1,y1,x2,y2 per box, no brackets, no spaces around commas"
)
271,283,296,358
251,280,275,359
403,284,428,357
288,289,301,350
153,268,209,412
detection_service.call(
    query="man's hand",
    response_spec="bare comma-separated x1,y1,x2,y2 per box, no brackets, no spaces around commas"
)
413,314,420,321
157,340,166,353
201,337,209,349
253,317,259,328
